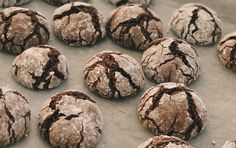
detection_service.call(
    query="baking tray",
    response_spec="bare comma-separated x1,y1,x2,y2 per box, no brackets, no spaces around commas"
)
0,0,236,147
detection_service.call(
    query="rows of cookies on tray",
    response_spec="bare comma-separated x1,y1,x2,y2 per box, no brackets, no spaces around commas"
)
0,0,236,148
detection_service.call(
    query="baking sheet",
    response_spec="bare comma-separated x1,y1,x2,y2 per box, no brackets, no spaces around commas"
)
0,0,236,147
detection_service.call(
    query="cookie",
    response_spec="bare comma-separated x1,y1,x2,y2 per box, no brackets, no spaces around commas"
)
221,141,236,148
12,45,69,90
138,82,207,140
38,90,103,148
43,0,89,6
0,87,30,146
106,0,151,6
106,4,164,50
138,135,193,148
170,3,222,45
142,37,200,85
0,7,50,54
83,50,145,99
218,32,236,71
52,2,106,47
0,0,32,7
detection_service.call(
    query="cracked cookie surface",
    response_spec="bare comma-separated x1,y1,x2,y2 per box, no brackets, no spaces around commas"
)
170,3,222,45
106,4,163,50
0,87,30,146
218,32,236,71
52,2,106,47
138,82,207,140
83,50,145,99
221,140,236,148
38,90,103,148
142,37,200,85
0,0,32,7
12,45,69,90
0,7,50,54
105,0,151,6
138,135,193,148
43,0,89,6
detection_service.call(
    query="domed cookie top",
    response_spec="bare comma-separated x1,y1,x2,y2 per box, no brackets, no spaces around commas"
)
0,7,50,54
142,37,200,85
0,0,32,7
170,3,222,45
0,87,30,146
38,90,103,148
84,50,145,99
221,140,236,148
52,2,106,47
43,0,89,6
106,4,164,50
12,45,69,90
106,0,151,6
138,82,207,140
138,135,193,148
218,32,236,71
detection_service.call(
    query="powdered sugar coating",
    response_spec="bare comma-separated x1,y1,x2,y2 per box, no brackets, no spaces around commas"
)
221,141,236,148
105,0,151,6
142,37,200,85
52,2,106,47
138,135,193,148
218,32,236,71
84,50,145,99
138,82,207,140
43,0,89,6
0,87,30,146
106,4,164,50
0,0,32,7
0,7,50,54
12,45,69,90
170,3,222,45
38,90,103,148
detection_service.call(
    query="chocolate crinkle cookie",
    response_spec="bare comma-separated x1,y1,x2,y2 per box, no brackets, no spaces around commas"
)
0,87,30,146
83,50,145,99
138,135,193,148
138,82,207,140
52,2,106,47
142,37,200,85
0,7,50,54
12,45,69,90
38,90,103,148
170,3,222,45
106,4,164,51
0,0,32,7
43,0,89,6
105,0,151,6
218,32,236,71
221,140,236,148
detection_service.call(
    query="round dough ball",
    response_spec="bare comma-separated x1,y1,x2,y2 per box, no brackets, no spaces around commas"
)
218,32,236,71
106,4,164,51
0,0,32,7
138,135,193,148
0,7,50,54
38,90,103,148
43,0,89,6
142,37,200,85
12,45,69,90
83,50,145,99
106,0,151,6
138,82,207,140
170,3,222,45
221,141,236,148
0,87,30,146
52,2,106,47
